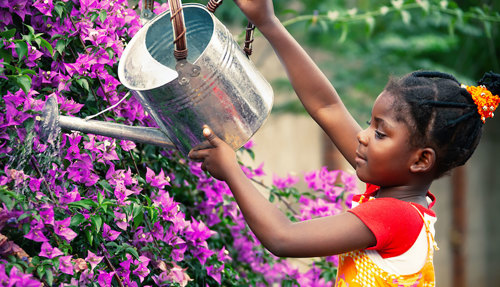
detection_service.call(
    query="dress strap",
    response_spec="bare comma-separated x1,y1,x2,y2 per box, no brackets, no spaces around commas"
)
410,203,439,251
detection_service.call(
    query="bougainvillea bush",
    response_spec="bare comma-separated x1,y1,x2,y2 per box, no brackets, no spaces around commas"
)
0,0,358,286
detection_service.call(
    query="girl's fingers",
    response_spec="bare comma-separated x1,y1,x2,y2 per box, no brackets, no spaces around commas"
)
188,149,209,161
191,140,213,151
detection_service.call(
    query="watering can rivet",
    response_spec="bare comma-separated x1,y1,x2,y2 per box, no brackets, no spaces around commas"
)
179,77,189,85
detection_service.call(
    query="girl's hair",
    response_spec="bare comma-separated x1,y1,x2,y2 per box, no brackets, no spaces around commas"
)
384,70,490,178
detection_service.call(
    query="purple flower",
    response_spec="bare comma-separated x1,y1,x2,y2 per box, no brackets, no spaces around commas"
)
114,181,135,203
85,250,103,271
24,221,49,242
96,139,119,162
119,254,133,271
59,255,74,275
206,264,223,284
185,218,216,243
145,167,170,189
298,197,342,221
165,263,192,287
243,139,254,149
98,270,115,287
33,0,53,16
59,186,81,204
120,140,136,151
132,256,150,283
113,210,129,230
272,173,299,189
39,242,64,259
39,204,54,225
9,0,29,21
2,101,31,127
54,217,78,242
253,162,265,177
102,223,121,241
1,265,41,287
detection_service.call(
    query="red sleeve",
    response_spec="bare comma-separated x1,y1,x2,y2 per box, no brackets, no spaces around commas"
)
348,198,424,258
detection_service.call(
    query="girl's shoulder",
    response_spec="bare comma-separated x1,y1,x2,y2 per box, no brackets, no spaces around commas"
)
348,195,436,258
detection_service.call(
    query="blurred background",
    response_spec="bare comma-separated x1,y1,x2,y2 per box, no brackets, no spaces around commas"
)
208,0,500,286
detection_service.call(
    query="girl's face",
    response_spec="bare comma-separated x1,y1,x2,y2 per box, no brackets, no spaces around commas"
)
355,91,418,186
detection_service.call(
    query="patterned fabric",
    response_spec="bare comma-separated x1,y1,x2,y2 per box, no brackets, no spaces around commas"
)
335,185,437,287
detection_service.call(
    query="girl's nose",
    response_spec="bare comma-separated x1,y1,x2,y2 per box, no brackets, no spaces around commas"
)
357,129,368,145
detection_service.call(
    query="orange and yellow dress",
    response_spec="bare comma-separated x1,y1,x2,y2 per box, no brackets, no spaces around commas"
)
335,184,438,287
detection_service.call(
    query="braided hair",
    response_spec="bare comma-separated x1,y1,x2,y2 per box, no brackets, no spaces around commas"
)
384,71,498,178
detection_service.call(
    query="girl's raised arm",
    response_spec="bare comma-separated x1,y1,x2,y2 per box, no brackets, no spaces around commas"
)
234,0,361,167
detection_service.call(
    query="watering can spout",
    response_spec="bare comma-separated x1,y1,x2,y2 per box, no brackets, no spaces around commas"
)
40,96,176,150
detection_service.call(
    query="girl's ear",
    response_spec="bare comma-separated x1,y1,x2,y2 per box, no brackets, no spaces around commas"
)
410,148,436,173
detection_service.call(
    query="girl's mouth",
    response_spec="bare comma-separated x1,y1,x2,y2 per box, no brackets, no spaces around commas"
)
355,151,367,165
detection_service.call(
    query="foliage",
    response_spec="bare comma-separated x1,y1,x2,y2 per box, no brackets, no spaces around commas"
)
219,0,500,119
0,0,359,286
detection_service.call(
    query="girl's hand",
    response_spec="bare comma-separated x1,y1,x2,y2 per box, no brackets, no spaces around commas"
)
188,126,240,181
233,0,278,29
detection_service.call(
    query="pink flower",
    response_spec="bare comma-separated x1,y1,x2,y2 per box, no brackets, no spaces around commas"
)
114,211,129,230
166,263,192,287
102,223,121,241
85,250,103,271
145,167,170,189
120,140,136,151
243,139,254,149
272,173,299,189
39,242,64,259
98,270,115,287
24,225,49,242
54,217,78,242
59,255,74,275
206,264,223,284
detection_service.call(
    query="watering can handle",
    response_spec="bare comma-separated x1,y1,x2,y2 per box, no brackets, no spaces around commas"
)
168,0,188,60
206,0,256,57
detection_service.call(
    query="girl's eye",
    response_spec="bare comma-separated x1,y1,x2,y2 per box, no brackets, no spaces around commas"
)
375,130,386,139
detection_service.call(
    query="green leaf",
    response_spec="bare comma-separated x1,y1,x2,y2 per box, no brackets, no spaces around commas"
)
85,230,94,245
0,28,16,39
15,41,28,61
54,3,64,18
70,213,86,227
45,268,53,286
0,48,13,64
99,10,107,22
20,68,36,75
37,265,45,279
90,215,103,233
38,38,53,56
97,191,104,205
98,180,112,192
15,75,32,94
338,23,348,43
67,199,98,210
76,78,90,91
269,193,275,202
24,24,35,36
0,193,14,210
56,39,66,55
133,210,144,229
90,12,98,23
125,246,139,259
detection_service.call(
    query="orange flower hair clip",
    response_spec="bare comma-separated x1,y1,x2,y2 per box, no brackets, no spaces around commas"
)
461,84,500,123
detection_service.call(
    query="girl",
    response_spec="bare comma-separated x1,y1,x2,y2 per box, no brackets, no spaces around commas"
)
188,0,500,285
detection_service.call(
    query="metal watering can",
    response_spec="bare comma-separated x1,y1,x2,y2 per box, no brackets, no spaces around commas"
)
41,0,273,156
